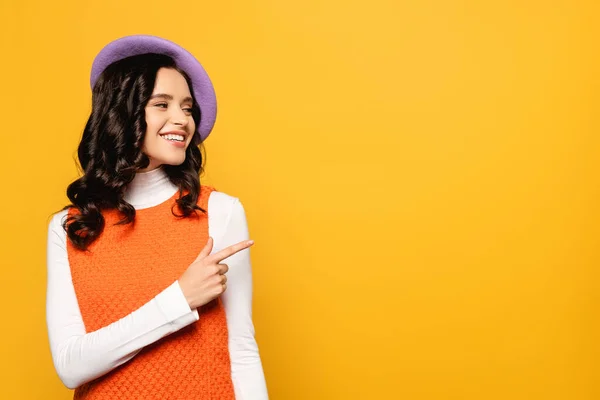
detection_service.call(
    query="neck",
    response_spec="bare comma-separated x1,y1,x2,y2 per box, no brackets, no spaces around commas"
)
123,166,178,209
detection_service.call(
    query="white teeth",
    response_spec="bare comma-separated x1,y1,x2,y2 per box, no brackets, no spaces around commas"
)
161,134,185,142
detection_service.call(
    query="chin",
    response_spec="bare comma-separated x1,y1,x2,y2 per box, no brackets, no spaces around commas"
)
162,157,186,166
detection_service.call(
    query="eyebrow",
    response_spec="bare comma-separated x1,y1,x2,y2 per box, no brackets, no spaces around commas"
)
149,93,193,103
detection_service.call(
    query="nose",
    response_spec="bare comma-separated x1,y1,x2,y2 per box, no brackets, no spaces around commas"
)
170,108,190,127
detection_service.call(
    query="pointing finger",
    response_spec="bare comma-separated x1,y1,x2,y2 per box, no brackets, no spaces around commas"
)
207,240,254,264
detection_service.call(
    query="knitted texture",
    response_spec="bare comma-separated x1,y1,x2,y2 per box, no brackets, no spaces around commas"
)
67,186,234,399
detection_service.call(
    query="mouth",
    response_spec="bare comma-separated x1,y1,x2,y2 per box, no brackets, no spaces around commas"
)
159,131,188,147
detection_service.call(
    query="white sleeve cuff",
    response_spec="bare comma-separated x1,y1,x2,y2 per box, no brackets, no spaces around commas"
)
155,281,200,324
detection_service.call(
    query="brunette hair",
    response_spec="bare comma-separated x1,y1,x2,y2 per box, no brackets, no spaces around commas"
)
62,53,205,251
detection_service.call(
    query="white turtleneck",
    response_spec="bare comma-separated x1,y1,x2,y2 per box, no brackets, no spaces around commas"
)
45,167,268,399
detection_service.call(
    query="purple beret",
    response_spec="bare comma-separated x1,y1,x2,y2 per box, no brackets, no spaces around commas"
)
90,35,217,142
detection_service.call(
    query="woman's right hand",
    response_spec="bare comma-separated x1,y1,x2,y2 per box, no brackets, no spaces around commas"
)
178,237,254,310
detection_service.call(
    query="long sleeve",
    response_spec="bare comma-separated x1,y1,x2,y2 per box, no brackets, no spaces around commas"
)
210,193,269,400
46,210,199,389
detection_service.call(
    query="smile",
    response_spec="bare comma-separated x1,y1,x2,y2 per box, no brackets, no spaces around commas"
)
160,134,186,148
160,134,185,142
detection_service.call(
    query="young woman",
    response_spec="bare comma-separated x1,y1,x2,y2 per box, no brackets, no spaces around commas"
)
46,35,268,399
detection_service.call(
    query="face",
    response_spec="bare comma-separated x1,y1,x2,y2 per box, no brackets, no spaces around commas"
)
139,67,196,172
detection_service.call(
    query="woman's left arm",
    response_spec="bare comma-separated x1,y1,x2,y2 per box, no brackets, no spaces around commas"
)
209,193,269,400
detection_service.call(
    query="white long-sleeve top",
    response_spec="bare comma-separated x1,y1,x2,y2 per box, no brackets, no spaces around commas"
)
46,167,268,400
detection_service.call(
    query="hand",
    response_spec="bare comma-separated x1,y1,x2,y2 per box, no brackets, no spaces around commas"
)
178,237,254,310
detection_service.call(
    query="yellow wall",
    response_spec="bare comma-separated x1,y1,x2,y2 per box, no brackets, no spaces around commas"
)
0,0,598,398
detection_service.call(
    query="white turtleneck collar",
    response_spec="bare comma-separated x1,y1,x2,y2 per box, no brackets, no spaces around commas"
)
122,166,179,210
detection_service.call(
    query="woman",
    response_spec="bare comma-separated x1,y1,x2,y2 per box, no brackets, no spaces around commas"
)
46,35,268,399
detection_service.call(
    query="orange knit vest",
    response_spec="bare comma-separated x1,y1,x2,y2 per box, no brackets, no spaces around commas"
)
67,186,235,400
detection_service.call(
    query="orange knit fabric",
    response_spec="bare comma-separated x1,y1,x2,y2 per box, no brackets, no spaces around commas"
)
66,185,234,400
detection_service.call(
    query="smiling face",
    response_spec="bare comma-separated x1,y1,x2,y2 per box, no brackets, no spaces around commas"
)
139,67,197,172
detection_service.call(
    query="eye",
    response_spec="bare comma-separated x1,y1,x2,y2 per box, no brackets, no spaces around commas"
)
154,103,168,108
183,107,193,114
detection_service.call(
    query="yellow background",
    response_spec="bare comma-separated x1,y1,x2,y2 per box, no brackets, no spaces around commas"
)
0,0,598,398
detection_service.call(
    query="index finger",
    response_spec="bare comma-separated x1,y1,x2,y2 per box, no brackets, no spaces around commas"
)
207,240,254,264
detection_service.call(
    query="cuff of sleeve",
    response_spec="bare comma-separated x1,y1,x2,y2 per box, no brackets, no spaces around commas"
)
170,307,200,331
155,281,199,323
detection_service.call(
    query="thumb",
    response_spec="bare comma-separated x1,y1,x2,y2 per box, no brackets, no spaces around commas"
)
195,237,214,262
